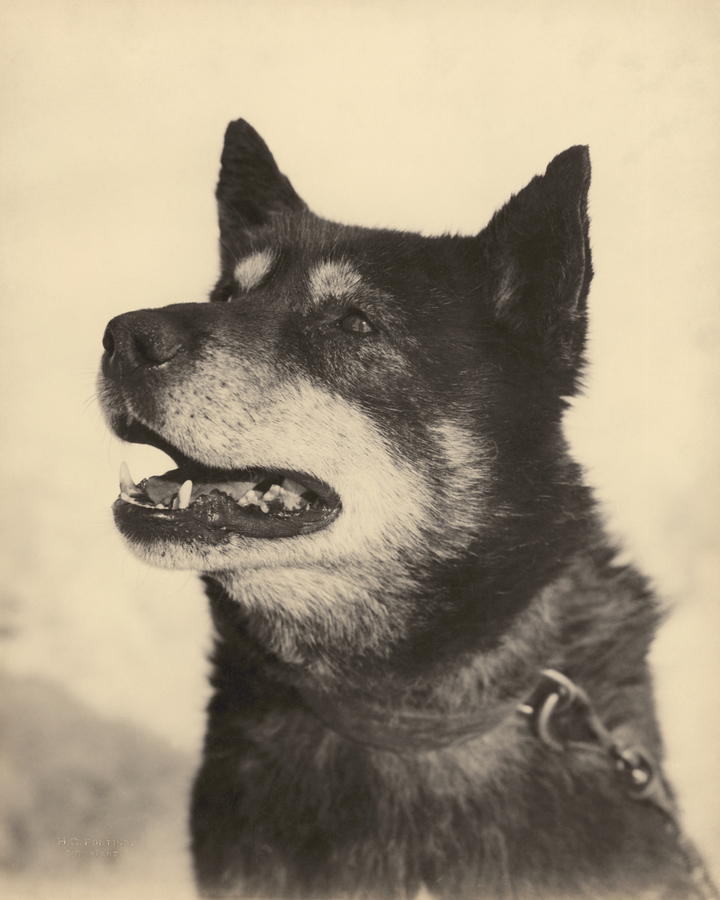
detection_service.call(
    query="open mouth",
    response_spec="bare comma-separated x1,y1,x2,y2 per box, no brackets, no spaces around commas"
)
111,420,341,541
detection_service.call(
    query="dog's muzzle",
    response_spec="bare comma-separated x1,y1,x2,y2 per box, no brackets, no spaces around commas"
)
99,308,342,543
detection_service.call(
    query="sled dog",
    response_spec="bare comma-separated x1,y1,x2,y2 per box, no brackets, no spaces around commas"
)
98,120,715,899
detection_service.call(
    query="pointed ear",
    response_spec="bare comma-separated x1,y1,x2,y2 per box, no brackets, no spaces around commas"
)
484,146,592,389
216,119,308,264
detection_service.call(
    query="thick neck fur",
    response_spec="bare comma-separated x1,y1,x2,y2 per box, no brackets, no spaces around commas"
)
203,537,662,758
196,543,682,900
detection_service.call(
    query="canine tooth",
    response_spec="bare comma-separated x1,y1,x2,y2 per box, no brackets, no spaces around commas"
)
119,461,140,495
177,480,193,510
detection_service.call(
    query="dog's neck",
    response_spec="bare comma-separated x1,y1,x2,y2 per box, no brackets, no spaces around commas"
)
297,682,524,752
205,547,661,756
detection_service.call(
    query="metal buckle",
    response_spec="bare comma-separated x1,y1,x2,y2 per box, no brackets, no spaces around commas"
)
517,669,590,751
517,670,669,808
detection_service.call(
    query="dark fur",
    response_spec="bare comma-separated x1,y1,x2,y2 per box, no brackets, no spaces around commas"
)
99,121,713,899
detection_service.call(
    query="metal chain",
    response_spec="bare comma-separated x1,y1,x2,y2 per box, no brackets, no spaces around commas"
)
518,670,719,900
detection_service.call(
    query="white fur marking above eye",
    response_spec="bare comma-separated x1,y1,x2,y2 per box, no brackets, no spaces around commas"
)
234,250,275,292
308,260,362,304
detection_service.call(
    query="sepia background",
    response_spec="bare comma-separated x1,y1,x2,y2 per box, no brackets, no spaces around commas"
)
1,1,718,897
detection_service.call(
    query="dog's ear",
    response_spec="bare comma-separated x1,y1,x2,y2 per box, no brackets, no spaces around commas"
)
483,146,592,390
216,119,308,263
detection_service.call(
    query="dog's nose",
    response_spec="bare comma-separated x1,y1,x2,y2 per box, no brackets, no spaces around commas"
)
102,309,193,378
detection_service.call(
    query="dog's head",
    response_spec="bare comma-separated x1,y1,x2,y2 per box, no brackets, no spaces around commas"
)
98,120,592,662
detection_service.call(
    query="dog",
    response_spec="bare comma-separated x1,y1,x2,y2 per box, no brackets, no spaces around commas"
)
98,120,716,899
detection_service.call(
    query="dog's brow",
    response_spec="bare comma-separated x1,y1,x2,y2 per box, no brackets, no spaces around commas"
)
234,250,275,292
308,260,362,303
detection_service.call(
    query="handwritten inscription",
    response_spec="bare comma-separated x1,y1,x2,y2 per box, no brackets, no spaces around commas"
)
58,837,134,858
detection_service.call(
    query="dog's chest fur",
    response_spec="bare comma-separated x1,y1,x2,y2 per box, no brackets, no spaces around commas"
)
189,554,698,899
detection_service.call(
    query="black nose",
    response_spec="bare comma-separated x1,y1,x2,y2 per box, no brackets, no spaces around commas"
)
102,309,193,378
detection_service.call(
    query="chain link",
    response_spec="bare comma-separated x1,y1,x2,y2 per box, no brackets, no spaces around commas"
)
518,670,718,900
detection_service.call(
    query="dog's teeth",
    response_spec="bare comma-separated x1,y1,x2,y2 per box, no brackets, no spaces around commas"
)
119,461,143,497
119,461,134,492
177,480,193,510
282,477,306,496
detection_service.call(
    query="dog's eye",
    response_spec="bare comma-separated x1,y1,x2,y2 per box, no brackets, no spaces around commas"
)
337,310,375,334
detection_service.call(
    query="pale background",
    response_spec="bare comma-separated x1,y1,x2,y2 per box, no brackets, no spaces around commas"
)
1,1,718,897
